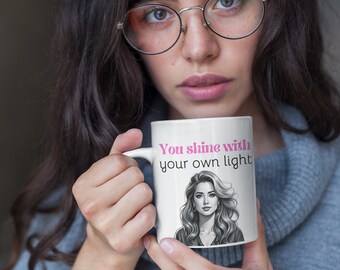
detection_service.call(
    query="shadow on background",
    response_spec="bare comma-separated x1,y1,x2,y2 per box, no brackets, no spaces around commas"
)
0,0,57,266
0,0,339,267
321,1,340,87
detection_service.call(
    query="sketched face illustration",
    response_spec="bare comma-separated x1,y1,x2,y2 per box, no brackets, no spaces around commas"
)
194,182,218,216
175,170,244,246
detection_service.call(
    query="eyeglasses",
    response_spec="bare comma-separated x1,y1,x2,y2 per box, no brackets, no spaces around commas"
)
117,0,266,55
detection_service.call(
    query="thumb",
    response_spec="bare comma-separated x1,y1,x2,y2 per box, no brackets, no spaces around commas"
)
110,128,143,155
242,200,273,270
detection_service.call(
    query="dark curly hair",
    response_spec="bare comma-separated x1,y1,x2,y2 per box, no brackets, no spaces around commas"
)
5,0,340,269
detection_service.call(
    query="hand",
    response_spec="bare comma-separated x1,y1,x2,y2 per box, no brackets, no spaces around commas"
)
143,201,272,270
72,129,156,269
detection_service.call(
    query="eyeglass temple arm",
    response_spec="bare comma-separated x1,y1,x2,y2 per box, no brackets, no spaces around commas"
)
117,22,123,30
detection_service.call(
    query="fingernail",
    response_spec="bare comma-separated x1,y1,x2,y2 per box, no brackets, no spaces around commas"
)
126,128,139,135
143,237,151,249
257,198,261,211
160,240,174,255
126,129,134,133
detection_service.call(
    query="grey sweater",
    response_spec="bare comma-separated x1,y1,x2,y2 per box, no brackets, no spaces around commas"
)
13,105,340,269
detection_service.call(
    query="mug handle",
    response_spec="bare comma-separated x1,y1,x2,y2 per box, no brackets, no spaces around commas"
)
124,147,157,229
124,147,154,164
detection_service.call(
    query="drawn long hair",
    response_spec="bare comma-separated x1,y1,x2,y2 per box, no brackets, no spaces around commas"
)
5,0,340,269
178,171,241,245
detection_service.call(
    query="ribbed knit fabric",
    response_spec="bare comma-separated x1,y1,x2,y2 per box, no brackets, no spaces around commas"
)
13,100,340,270
136,100,340,269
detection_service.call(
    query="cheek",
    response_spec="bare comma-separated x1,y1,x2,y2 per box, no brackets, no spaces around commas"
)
194,197,201,206
225,29,260,68
229,42,257,73
142,55,173,87
211,198,218,207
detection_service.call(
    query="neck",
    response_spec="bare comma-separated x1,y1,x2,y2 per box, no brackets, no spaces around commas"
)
252,110,284,158
236,96,284,157
199,213,215,232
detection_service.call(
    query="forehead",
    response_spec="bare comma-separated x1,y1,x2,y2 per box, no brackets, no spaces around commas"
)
133,0,178,2
131,0,206,5
195,181,214,192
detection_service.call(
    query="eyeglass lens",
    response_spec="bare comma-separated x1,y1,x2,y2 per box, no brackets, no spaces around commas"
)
122,0,265,54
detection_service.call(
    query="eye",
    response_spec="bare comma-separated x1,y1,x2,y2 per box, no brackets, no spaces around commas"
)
209,192,216,198
145,7,173,23
195,194,203,199
214,0,241,10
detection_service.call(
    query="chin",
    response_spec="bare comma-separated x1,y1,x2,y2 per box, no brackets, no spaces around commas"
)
170,99,249,119
181,109,239,119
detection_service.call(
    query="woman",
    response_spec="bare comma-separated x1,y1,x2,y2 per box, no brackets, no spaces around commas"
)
175,171,244,246
4,0,340,269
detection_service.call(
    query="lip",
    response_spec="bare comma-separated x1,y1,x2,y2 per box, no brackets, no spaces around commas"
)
202,207,212,211
178,74,232,101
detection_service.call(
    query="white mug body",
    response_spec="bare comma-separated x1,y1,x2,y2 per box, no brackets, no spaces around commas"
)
126,117,257,248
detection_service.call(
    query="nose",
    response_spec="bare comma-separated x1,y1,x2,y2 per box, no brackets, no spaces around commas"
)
180,10,219,63
203,195,209,205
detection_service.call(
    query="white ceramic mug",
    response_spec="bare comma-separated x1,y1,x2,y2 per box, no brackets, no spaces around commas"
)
125,117,257,248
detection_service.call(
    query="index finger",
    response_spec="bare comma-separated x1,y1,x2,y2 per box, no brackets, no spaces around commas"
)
110,128,143,155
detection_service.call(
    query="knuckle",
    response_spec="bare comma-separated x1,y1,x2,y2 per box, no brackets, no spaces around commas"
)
127,166,144,184
89,158,102,172
139,205,156,228
82,200,99,220
71,181,80,198
72,174,86,198
88,156,112,175
136,183,153,203
109,154,129,171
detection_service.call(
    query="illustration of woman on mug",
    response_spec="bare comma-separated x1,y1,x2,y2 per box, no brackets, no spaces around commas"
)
175,170,244,246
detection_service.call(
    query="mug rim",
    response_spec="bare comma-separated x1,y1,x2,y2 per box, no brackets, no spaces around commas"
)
151,116,252,126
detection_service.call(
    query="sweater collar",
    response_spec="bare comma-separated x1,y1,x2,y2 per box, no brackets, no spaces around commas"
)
260,105,340,246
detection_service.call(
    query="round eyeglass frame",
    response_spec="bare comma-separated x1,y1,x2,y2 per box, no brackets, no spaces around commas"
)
117,0,267,55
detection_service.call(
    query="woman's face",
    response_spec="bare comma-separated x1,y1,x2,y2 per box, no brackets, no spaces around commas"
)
193,181,218,216
142,0,263,119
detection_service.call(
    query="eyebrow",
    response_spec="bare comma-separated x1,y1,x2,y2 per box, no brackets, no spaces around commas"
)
136,0,177,4
195,190,215,195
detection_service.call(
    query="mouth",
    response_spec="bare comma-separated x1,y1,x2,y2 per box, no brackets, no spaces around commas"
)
178,74,233,101
202,207,212,211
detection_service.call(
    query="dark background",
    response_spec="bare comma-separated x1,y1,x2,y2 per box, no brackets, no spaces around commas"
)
0,0,339,267
0,0,57,265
